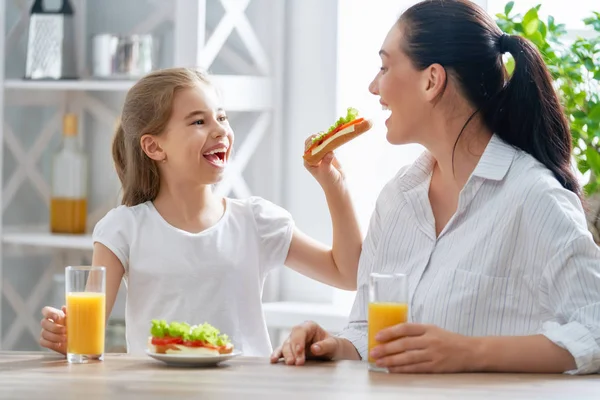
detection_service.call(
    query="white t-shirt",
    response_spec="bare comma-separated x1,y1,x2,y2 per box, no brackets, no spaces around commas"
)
92,196,294,356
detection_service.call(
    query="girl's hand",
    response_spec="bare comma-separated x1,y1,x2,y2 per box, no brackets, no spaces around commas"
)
270,321,341,366
369,323,478,373
304,135,345,191
39,306,67,355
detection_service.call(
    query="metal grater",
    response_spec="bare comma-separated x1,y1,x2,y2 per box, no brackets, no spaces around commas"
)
25,0,77,80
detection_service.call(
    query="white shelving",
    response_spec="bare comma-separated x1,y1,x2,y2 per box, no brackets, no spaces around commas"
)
4,76,273,111
0,0,286,351
4,79,135,92
2,230,93,250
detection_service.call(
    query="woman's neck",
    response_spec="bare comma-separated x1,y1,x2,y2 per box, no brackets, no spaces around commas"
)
424,110,493,191
152,180,225,233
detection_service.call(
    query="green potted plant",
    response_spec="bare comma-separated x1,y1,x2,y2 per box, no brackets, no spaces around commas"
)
495,2,600,243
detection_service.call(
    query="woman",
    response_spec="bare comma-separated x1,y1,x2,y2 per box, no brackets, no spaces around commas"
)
271,0,600,374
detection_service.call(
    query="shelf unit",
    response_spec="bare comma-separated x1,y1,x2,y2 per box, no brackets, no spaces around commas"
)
2,229,93,250
0,0,285,350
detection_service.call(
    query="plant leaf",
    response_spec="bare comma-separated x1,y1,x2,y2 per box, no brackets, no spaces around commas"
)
589,104,600,122
574,93,587,107
505,56,515,75
594,71,600,81
584,181,599,197
523,8,540,36
505,1,514,16
586,147,600,174
530,31,544,47
584,58,596,72
578,158,590,174
539,21,547,39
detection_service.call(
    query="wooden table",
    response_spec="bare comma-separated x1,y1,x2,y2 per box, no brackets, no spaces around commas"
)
0,352,599,399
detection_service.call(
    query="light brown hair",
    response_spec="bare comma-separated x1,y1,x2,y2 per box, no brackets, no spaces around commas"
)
112,67,212,206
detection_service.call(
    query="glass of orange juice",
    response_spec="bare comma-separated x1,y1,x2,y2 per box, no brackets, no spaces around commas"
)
65,266,106,364
368,272,408,372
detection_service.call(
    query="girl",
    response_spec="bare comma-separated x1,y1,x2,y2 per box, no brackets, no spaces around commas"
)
273,0,600,374
39,67,362,356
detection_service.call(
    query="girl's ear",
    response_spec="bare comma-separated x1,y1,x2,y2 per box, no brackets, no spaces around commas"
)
140,134,166,162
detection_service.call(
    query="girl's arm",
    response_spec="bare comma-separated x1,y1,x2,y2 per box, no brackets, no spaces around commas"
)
91,242,125,321
285,161,362,290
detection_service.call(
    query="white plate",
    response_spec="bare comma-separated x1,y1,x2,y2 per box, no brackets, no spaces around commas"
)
145,349,242,367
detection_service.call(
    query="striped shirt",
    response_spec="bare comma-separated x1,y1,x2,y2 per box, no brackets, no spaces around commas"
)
338,134,600,374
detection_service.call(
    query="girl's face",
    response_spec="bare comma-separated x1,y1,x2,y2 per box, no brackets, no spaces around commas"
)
146,84,234,185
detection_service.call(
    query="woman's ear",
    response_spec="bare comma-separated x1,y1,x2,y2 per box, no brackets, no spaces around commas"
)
422,63,447,103
140,134,166,162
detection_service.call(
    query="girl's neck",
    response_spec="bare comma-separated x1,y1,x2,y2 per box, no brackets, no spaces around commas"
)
152,181,225,233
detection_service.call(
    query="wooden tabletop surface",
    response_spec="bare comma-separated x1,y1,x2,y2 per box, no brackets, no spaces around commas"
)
0,351,599,400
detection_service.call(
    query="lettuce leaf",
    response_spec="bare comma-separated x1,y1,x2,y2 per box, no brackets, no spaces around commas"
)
167,321,191,338
187,322,231,346
149,319,231,346
150,319,169,338
312,107,360,144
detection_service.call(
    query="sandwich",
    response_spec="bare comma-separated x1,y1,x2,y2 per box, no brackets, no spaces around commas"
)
148,319,233,356
303,107,372,165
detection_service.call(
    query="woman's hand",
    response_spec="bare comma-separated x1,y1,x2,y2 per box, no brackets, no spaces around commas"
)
270,321,343,366
304,135,345,191
39,306,68,355
369,323,478,373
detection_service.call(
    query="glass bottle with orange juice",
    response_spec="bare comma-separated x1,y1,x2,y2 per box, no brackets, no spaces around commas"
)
50,113,88,234
65,266,106,363
368,273,409,372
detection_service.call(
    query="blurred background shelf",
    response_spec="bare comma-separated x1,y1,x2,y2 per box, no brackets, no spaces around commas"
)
4,79,135,92
2,229,93,251
4,76,273,111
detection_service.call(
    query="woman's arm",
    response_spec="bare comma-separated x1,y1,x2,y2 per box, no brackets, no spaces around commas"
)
473,335,576,373
373,234,600,375
371,323,579,374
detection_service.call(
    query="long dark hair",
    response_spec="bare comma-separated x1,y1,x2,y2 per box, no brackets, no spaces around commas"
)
399,0,580,197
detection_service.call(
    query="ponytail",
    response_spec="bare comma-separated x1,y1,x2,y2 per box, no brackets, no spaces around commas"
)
111,119,160,207
112,121,127,187
485,34,581,197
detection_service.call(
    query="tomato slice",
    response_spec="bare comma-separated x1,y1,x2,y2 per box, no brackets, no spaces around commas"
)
305,118,364,153
151,336,183,346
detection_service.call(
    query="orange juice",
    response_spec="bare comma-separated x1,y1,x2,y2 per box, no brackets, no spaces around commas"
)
66,292,106,355
368,302,408,362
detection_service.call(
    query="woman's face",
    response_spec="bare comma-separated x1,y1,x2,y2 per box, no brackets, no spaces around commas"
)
369,24,434,146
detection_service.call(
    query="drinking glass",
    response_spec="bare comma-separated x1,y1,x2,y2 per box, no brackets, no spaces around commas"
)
65,266,106,363
368,272,409,372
